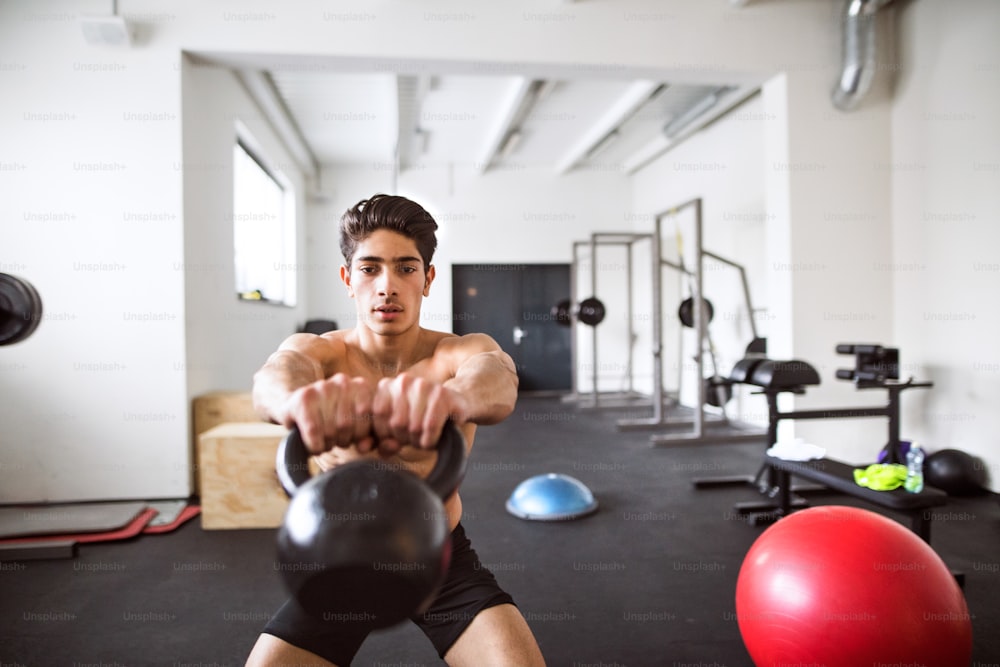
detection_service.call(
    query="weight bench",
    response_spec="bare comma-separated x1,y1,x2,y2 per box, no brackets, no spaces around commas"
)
762,454,948,543
694,357,825,494
696,346,941,540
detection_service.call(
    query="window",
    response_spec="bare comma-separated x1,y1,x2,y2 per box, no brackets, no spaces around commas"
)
233,135,296,306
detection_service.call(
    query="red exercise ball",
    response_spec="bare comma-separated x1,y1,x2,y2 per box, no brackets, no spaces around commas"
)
735,506,972,667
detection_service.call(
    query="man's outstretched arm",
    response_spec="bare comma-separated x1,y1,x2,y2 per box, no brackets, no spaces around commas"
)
443,336,519,426
252,333,329,425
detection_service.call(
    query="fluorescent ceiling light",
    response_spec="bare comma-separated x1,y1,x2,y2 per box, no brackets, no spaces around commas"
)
662,92,721,139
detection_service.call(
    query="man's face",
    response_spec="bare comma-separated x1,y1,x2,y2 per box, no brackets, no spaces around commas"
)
341,229,434,335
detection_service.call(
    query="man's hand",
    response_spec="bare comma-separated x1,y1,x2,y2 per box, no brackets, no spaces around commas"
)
277,371,466,457
277,374,377,455
371,372,468,455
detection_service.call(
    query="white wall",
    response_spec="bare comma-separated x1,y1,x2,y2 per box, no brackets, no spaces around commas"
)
890,0,1000,490
756,65,897,462
0,8,187,501
181,62,308,398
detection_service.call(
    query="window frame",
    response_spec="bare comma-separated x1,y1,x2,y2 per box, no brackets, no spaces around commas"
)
232,127,297,307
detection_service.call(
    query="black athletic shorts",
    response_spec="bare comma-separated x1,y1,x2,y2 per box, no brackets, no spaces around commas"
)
261,522,516,666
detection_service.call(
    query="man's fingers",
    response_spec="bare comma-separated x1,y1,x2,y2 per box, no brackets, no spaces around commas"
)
329,374,356,447
376,437,402,457
351,377,375,443
377,374,416,447
287,373,457,454
285,375,377,453
405,378,433,447
418,384,450,448
286,385,327,455
355,435,375,454
377,373,458,449
372,377,396,443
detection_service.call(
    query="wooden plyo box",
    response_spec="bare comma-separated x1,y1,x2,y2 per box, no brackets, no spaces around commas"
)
191,391,260,495
193,391,259,437
197,422,289,530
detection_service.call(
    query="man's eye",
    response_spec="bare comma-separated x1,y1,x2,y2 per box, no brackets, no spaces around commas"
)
400,266,417,274
360,266,377,274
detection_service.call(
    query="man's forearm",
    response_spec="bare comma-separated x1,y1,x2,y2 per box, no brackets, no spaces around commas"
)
252,349,324,423
444,351,518,425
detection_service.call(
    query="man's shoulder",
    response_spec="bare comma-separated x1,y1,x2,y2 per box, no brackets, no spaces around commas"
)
318,329,351,345
427,330,498,354
281,330,346,352
277,330,349,369
425,332,507,373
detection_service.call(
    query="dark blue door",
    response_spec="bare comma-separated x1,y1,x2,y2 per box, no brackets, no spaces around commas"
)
452,264,571,392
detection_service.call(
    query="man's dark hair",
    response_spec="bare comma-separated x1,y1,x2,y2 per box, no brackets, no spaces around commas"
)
339,194,439,271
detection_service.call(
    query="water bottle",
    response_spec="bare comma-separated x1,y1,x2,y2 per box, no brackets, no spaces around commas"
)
904,442,925,493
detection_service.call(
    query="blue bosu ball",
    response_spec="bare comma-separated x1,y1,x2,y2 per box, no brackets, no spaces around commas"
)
506,473,598,521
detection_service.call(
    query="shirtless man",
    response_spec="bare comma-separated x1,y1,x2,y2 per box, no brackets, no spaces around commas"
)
245,194,546,667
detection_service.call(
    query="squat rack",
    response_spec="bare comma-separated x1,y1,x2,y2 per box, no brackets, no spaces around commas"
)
614,197,764,445
566,231,656,409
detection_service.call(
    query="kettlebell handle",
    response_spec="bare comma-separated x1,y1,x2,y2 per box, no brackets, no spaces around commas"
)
276,420,468,501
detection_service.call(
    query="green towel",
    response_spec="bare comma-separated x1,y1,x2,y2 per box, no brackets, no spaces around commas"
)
853,464,908,491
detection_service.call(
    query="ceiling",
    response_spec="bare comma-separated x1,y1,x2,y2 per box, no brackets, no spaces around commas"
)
253,67,758,178
185,47,764,182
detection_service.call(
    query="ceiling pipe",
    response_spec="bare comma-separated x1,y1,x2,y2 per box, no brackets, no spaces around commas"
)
236,70,320,181
832,0,894,111
555,81,663,174
476,77,534,173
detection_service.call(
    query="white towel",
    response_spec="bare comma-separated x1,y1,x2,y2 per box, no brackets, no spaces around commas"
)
766,438,827,461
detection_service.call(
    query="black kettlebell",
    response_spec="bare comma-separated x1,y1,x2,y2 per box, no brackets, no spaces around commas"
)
275,421,467,627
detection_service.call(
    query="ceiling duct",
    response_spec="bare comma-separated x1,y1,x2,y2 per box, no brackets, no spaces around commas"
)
396,75,432,173
832,0,894,111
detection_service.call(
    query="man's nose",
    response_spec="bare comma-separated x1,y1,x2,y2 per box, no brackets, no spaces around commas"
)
375,272,397,295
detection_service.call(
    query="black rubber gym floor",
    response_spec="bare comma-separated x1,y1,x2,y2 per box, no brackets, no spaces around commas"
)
2,394,998,666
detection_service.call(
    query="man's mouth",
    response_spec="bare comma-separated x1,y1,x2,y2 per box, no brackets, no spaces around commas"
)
375,304,402,313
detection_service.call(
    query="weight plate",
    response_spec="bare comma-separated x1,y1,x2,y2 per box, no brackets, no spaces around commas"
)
0,273,43,345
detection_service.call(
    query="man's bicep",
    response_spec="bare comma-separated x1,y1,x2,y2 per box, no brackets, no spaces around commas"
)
481,348,518,377
452,332,506,355
443,336,519,424
450,340,519,393
451,334,515,373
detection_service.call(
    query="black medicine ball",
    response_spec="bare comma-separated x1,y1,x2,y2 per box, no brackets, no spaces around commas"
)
924,448,988,496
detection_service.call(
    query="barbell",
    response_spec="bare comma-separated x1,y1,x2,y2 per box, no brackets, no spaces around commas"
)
552,295,719,330
0,273,43,346
551,296,606,327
